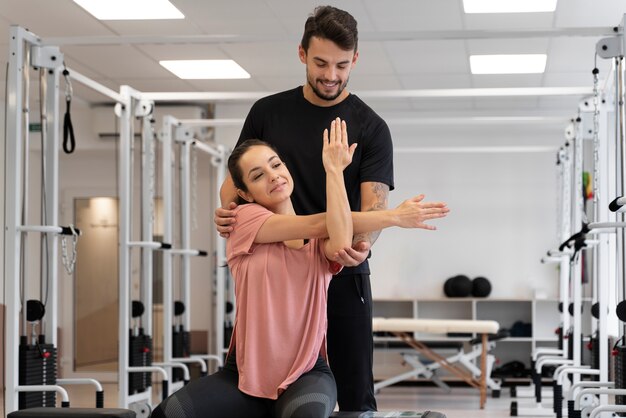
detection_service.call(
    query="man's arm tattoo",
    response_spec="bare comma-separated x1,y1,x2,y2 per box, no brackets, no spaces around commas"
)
353,182,389,246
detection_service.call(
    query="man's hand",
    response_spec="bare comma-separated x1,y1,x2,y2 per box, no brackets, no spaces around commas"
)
214,202,238,238
333,241,371,267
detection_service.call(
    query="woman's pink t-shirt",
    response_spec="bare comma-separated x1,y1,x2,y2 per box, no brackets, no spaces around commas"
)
226,203,332,400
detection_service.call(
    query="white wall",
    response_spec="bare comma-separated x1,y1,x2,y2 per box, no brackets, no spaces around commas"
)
370,148,559,300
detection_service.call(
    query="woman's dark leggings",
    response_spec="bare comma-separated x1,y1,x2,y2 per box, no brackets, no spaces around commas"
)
151,354,337,418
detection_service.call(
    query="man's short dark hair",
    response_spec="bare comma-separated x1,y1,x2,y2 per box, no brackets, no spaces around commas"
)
301,5,358,52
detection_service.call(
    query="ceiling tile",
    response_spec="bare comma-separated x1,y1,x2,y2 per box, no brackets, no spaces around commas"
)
555,0,626,27
384,40,469,74
463,13,554,30
100,19,205,37
185,78,268,92
363,0,464,31
219,42,301,77
62,44,171,79
546,36,611,73
0,0,116,37
472,74,545,88
177,0,293,36
136,43,230,61
399,74,473,89
466,38,551,55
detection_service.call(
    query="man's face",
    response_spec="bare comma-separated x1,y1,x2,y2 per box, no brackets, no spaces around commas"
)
299,36,358,103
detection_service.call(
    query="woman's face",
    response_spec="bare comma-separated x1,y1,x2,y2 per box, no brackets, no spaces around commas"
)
237,145,294,210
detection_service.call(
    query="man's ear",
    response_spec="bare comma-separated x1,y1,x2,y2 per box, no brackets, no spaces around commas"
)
298,44,306,64
237,189,254,203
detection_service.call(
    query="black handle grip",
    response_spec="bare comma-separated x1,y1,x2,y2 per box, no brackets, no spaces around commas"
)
198,250,208,257
184,379,190,386
60,226,81,236
558,223,590,251
96,390,104,408
609,196,624,212
162,380,169,401
160,242,172,250
62,401,70,408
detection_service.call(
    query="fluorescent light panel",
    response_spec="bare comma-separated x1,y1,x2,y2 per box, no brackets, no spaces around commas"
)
470,54,547,74
160,60,251,80
73,0,184,20
463,0,557,13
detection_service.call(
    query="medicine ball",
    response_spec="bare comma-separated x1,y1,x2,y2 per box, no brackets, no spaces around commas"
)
26,299,45,322
132,300,145,318
591,302,600,319
444,277,455,297
174,301,185,316
616,300,626,322
444,275,472,297
472,276,492,297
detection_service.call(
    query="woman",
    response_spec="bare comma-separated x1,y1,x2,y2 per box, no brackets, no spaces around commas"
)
152,118,448,418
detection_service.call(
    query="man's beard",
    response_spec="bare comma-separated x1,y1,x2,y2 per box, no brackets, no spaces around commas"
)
307,71,350,101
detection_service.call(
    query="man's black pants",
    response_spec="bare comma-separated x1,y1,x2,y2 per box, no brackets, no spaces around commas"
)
327,273,377,412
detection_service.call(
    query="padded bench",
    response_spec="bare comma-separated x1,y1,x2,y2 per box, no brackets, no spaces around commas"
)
7,408,136,418
330,411,446,417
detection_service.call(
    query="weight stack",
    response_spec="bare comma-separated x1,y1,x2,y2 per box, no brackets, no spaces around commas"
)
615,345,626,416
129,329,153,395
172,326,190,382
590,336,600,381
567,331,574,360
19,340,57,409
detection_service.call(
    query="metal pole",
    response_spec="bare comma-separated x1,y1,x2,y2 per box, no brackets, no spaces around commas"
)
117,86,132,408
161,116,175,369
180,140,191,331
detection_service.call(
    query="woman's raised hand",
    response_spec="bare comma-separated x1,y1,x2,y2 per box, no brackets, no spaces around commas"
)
393,195,450,230
322,117,357,173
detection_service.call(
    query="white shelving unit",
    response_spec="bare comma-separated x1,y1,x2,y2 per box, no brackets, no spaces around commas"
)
372,297,566,383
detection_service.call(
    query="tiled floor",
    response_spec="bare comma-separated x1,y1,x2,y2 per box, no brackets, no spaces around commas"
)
2,383,519,417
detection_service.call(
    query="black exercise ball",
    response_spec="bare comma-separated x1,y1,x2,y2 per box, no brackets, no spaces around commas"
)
444,277,455,297
472,277,492,297
444,275,472,297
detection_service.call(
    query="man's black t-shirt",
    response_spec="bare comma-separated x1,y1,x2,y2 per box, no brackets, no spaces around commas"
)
237,86,394,275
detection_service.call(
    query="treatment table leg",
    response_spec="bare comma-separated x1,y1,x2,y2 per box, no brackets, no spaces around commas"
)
481,333,487,409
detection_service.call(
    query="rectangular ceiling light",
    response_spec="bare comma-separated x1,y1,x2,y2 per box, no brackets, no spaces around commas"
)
160,60,251,79
73,0,184,20
463,0,557,13
470,54,547,74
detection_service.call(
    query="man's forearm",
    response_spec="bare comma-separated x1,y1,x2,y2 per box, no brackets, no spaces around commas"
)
355,182,390,246
219,175,238,208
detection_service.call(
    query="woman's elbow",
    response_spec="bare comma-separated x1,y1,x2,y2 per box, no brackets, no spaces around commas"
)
327,238,352,255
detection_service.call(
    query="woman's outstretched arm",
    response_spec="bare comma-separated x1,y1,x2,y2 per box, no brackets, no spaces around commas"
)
253,194,449,244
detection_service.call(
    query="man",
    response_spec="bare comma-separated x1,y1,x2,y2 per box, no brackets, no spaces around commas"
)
215,6,393,412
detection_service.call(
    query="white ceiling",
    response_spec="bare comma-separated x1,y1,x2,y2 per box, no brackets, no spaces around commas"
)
0,0,625,119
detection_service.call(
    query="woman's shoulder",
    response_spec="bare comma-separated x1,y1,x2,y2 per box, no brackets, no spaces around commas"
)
232,204,274,227
234,203,270,215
